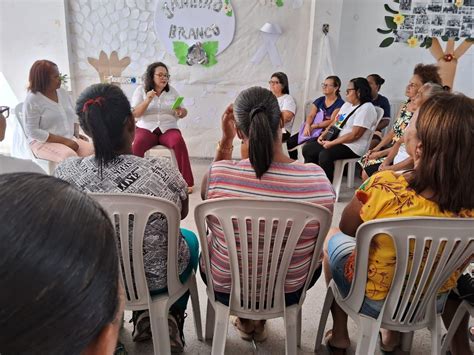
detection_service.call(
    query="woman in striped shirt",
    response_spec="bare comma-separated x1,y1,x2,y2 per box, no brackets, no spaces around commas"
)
200,86,335,342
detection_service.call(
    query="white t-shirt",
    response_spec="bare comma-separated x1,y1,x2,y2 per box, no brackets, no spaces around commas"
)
23,88,77,143
277,94,296,133
336,102,377,156
0,155,45,174
132,85,184,133
394,143,410,164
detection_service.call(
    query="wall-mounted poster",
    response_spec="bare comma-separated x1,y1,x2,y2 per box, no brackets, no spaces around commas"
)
154,0,236,67
378,0,473,48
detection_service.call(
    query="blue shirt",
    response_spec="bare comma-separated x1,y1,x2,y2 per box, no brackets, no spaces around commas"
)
372,94,391,118
312,96,345,121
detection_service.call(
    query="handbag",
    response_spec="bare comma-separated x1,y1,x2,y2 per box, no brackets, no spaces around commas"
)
297,110,325,144
325,104,362,141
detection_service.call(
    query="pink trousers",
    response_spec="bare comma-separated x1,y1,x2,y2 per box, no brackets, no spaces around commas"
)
30,138,94,163
132,127,194,187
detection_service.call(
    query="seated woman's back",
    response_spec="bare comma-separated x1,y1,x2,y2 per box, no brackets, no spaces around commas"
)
203,86,335,294
55,83,190,291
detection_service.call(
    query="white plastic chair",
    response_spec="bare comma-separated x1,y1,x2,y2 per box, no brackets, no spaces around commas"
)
145,145,178,168
441,299,474,354
194,197,332,355
13,103,56,175
315,217,474,355
90,193,203,355
332,106,385,202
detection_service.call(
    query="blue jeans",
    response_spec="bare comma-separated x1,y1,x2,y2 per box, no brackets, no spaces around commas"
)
328,232,448,318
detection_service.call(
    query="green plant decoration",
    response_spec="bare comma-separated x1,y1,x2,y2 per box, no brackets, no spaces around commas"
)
276,0,284,7
377,0,472,49
173,41,219,67
223,0,233,16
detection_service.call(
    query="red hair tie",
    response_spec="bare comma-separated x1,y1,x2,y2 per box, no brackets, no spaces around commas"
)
82,96,105,113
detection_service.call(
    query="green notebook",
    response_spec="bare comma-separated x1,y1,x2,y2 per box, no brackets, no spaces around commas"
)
171,96,184,110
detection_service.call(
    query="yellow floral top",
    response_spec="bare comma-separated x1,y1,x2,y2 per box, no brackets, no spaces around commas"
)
344,170,473,301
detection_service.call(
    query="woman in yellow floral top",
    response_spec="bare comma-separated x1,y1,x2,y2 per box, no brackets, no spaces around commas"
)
322,92,474,354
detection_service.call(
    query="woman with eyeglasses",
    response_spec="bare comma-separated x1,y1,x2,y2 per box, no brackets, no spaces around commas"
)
286,76,344,160
131,62,194,193
359,64,442,180
302,77,378,182
23,60,93,163
0,106,44,174
55,83,199,352
268,72,296,142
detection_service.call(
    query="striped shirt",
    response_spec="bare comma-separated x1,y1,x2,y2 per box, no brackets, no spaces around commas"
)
204,159,335,294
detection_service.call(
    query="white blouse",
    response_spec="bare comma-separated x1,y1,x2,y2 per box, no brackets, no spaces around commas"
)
131,85,184,133
277,94,296,133
23,88,77,143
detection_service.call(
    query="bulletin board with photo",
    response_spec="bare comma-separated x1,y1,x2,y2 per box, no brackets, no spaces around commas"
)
396,0,473,41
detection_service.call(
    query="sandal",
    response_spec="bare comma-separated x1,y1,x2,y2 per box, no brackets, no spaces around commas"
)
324,330,349,355
231,316,254,341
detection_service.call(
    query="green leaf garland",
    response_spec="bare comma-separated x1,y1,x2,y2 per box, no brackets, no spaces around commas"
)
202,41,219,67
173,41,189,65
379,37,395,47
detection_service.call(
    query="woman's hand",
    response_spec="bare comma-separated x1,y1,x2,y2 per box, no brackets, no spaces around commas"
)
378,161,391,171
317,134,325,145
322,140,334,149
303,123,312,136
174,107,186,118
146,89,156,101
64,138,79,152
367,150,384,160
221,104,236,142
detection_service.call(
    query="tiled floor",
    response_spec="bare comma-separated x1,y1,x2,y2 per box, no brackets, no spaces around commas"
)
120,158,471,355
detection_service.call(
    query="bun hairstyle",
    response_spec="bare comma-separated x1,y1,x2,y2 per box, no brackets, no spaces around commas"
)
233,87,281,179
368,74,386,90
350,77,373,104
76,83,132,175
0,173,119,355
271,72,290,95
326,75,342,96
413,63,442,85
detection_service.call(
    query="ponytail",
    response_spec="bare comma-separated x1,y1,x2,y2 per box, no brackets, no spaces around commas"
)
248,109,274,179
76,84,132,176
233,87,281,179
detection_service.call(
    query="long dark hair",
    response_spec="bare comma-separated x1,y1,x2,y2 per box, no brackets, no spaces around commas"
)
76,83,132,174
234,87,281,179
408,93,474,213
271,72,290,95
144,62,170,93
0,173,119,354
326,75,342,96
350,77,372,104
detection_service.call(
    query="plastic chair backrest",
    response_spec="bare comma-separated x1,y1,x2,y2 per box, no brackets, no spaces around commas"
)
195,198,332,314
11,102,34,160
90,193,182,308
346,217,474,326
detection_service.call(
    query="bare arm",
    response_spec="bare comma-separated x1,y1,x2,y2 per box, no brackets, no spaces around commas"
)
132,90,155,118
281,110,295,124
46,133,79,151
376,118,390,131
180,196,189,219
339,195,364,237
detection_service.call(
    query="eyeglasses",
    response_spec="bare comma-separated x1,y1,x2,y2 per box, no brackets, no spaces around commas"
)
346,88,356,94
321,83,335,88
268,80,280,85
154,73,170,79
0,106,9,118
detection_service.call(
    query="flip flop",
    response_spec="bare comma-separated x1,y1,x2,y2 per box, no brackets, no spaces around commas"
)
324,330,349,355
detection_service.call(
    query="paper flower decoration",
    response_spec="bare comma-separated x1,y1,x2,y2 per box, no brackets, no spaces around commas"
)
443,53,456,62
223,0,233,16
407,36,419,48
393,13,405,26
455,0,464,8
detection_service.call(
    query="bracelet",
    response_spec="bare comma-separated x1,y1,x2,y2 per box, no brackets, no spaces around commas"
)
217,140,233,153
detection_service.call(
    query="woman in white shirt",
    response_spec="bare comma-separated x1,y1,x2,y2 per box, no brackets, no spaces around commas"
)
131,62,194,192
268,72,296,142
303,77,378,182
23,60,93,163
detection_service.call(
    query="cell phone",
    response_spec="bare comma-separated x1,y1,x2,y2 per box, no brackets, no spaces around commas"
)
171,96,184,110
